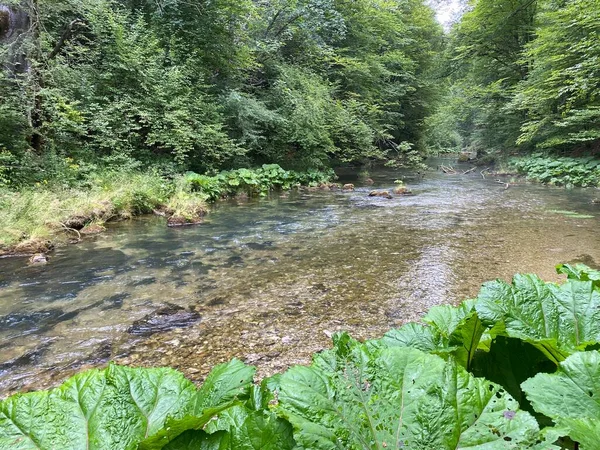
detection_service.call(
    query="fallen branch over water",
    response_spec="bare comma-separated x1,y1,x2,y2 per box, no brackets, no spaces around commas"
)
440,165,457,174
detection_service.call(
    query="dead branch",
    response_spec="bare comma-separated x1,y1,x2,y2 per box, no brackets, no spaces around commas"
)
495,180,510,190
47,18,84,61
59,222,81,241
462,167,477,175
440,165,457,174
480,167,491,179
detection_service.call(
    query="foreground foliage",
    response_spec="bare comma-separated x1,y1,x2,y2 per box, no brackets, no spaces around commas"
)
3,264,600,449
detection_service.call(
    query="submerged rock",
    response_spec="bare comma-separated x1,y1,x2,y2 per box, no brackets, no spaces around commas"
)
81,223,106,235
167,214,204,227
342,184,355,191
28,253,48,265
369,190,393,199
0,341,54,371
127,304,201,336
393,186,413,195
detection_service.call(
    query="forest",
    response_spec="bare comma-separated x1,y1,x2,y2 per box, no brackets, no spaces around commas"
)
1,0,600,449
1,0,597,186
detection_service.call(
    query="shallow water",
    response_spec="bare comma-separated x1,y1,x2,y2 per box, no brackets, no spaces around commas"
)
1,162,600,395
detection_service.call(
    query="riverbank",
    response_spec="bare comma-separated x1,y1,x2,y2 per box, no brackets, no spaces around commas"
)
0,165,335,257
509,154,600,188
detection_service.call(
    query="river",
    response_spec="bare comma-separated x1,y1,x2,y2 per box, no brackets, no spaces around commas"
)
1,162,599,396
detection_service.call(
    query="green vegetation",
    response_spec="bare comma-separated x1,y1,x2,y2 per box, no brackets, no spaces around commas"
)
426,0,600,165
3,264,600,448
511,155,600,188
0,164,333,254
0,0,442,188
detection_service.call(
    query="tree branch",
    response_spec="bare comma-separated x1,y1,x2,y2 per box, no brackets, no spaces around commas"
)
47,18,83,61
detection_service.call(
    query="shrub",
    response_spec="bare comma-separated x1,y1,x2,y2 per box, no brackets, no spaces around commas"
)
511,154,600,187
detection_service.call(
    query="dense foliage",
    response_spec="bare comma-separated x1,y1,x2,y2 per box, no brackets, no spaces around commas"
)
426,0,600,161
511,154,600,187
0,0,442,187
3,264,600,448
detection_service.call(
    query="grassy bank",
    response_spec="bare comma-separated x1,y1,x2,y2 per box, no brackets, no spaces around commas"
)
0,165,335,256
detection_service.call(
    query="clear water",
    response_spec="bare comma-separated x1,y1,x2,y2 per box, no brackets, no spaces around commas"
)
1,162,599,395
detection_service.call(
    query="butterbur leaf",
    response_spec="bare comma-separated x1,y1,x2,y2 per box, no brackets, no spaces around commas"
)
165,409,294,450
476,274,600,364
162,430,230,450
193,359,255,411
380,322,444,352
0,361,255,450
557,263,600,288
382,300,486,370
522,351,600,449
423,299,486,370
277,346,552,449
0,365,197,450
140,359,255,449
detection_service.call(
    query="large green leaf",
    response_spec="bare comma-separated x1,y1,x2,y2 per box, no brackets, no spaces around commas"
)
522,351,600,449
163,408,295,450
381,300,486,370
557,263,600,288
0,360,255,450
277,345,553,449
139,359,256,449
475,274,600,364
0,365,197,450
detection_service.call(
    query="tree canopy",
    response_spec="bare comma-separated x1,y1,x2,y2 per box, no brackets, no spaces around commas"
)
0,0,442,186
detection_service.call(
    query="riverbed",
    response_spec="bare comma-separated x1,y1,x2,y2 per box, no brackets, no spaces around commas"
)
1,164,599,396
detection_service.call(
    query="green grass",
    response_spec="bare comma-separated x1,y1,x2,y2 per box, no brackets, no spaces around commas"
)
0,171,179,253
0,165,334,254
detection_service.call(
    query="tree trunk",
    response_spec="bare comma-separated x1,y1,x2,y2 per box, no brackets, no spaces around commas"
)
0,3,30,73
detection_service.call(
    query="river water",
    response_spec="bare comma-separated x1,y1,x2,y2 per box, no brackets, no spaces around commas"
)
1,163,599,396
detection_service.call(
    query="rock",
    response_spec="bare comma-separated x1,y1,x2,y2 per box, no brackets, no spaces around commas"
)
14,238,53,256
244,353,262,364
369,190,393,199
593,199,600,204
365,178,375,185
127,304,201,336
81,223,106,235
281,336,294,345
393,186,413,195
28,253,48,265
458,151,477,162
342,184,355,191
63,215,89,230
323,329,334,338
167,214,203,227
153,206,175,217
